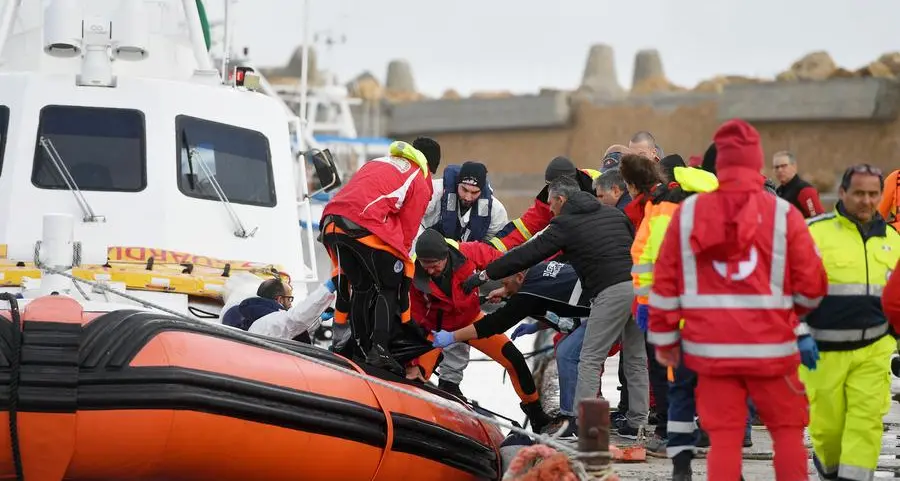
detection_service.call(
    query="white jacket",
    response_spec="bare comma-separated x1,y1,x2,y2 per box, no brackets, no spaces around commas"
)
248,284,336,340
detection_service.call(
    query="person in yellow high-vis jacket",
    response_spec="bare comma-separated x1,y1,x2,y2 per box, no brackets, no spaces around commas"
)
803,164,900,481
623,156,718,476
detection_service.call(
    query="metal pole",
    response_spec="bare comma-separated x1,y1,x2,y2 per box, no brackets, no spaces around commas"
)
181,0,215,72
220,0,231,81
298,0,311,127
578,398,611,470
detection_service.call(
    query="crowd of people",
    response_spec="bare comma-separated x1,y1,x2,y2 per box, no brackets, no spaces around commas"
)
221,118,900,481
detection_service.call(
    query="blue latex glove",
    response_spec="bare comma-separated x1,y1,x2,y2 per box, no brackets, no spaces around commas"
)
432,330,456,348
798,335,819,370
320,310,334,321
511,322,540,340
324,278,336,293
636,304,649,333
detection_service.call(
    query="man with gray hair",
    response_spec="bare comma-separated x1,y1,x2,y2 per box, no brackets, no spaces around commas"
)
594,168,632,210
772,150,823,218
462,176,649,438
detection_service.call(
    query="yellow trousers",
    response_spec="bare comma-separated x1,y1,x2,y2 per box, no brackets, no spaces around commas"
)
800,335,894,481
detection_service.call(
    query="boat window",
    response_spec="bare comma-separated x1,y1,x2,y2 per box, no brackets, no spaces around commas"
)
32,105,146,192
0,106,8,175
176,115,276,207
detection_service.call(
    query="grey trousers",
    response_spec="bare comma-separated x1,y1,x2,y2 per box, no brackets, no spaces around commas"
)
574,280,648,429
438,342,470,384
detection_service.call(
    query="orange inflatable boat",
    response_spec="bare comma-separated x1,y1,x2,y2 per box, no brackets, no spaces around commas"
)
0,295,504,481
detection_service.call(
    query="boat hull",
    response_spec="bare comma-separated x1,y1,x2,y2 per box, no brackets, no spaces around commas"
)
0,296,503,481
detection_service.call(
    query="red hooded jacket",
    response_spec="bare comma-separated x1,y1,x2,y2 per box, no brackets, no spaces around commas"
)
884,261,900,330
322,155,432,257
410,242,502,332
647,119,828,377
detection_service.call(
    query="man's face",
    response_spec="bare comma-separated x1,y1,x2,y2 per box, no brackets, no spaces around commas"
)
839,173,882,223
772,155,797,185
276,285,294,309
457,183,481,208
501,272,526,296
596,186,622,206
548,193,566,216
418,257,448,277
628,140,657,160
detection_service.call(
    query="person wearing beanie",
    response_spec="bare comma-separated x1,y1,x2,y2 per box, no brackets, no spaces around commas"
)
648,119,827,481
408,229,553,433
488,156,599,253
321,140,433,376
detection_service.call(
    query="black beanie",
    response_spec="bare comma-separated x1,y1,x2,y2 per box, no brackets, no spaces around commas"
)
413,137,441,174
545,156,576,182
457,161,488,189
415,228,449,260
660,154,685,182
701,143,717,175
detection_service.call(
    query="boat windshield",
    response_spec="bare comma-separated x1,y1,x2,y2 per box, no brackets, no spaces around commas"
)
32,106,146,192
177,115,276,207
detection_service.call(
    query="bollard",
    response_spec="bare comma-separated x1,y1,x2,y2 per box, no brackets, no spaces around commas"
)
578,398,611,469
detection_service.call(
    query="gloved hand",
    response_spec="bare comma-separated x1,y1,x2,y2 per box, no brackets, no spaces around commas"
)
636,304,649,333
462,270,489,294
511,322,540,340
324,278,336,293
798,335,819,370
432,330,456,348
320,309,334,321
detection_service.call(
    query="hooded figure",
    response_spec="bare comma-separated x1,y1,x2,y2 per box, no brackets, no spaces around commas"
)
647,119,827,481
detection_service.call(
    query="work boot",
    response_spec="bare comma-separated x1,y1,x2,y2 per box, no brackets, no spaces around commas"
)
520,401,552,434
438,380,466,401
672,451,693,481
364,343,404,376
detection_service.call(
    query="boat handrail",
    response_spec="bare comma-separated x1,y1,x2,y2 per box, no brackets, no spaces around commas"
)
38,136,106,223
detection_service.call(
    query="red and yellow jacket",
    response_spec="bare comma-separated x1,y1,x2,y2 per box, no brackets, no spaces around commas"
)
631,167,719,306
879,169,900,232
487,168,600,252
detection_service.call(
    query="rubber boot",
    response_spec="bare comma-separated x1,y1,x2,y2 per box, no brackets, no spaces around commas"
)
672,451,693,481
520,401,552,434
364,343,404,376
438,380,466,401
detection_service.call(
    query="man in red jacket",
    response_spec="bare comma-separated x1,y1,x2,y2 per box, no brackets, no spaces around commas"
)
648,119,828,481
486,156,598,252
321,141,433,375
411,229,552,432
886,261,900,329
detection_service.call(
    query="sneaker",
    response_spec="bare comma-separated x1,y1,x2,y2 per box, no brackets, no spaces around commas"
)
364,344,404,376
644,432,668,457
614,418,640,440
551,416,578,440
647,411,659,425
610,410,627,425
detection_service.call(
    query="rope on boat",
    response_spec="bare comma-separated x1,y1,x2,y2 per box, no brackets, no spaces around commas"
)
30,263,619,480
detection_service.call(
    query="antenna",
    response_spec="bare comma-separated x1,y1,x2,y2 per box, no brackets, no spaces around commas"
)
312,27,346,85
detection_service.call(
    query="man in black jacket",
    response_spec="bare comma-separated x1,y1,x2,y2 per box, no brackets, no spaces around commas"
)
463,176,649,437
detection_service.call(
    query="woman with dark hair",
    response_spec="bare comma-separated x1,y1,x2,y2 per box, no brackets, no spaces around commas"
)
619,154,664,230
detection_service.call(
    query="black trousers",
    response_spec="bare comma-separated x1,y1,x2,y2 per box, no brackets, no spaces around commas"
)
321,218,412,353
646,339,669,436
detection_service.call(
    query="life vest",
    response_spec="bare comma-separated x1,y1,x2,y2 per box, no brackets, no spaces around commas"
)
438,164,493,242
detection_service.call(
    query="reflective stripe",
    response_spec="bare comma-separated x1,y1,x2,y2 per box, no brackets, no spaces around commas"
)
667,445,695,458
488,237,507,252
681,339,798,358
647,330,680,345
649,292,679,310
667,421,696,433
677,195,792,309
634,286,651,296
839,465,874,481
793,293,822,309
632,263,654,274
827,283,884,296
809,322,888,343
512,218,533,240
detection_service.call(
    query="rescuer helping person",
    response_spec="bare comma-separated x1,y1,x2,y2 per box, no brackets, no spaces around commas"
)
407,228,552,432
320,141,433,375
802,163,900,481
648,119,828,481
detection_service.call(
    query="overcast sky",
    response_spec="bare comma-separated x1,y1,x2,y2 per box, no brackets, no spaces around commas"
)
204,0,900,97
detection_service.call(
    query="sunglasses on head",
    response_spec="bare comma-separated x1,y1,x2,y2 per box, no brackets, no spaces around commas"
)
840,164,884,189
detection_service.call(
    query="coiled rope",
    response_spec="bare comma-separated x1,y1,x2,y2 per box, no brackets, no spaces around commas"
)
30,262,619,480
